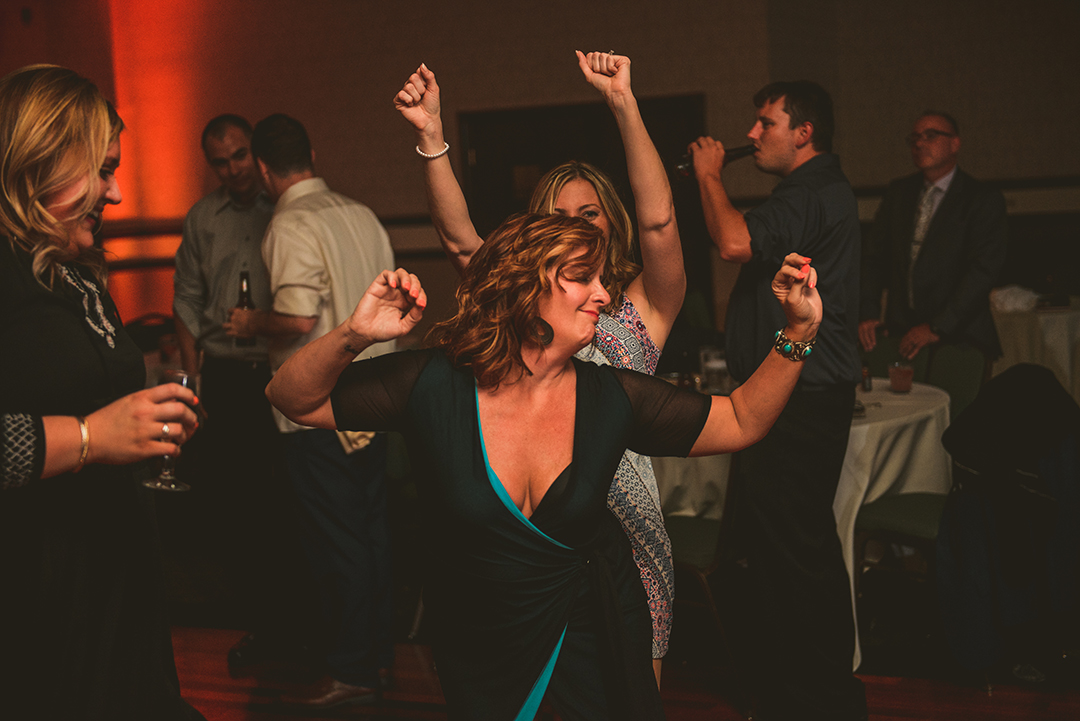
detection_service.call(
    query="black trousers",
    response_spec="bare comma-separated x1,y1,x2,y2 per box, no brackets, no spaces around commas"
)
734,382,866,721
182,356,313,636
284,429,394,687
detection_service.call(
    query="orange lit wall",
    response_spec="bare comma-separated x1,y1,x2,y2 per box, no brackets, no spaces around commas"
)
106,1,210,321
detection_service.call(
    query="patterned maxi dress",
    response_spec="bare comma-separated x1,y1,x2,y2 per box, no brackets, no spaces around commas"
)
574,293,673,658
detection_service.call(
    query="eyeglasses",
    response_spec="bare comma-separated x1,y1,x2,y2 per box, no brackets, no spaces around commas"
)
906,129,956,146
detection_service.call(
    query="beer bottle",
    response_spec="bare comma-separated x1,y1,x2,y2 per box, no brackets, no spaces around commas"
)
234,270,256,347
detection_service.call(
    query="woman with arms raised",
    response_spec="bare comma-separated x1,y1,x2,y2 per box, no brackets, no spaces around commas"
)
395,51,686,678
267,212,820,720
0,65,203,720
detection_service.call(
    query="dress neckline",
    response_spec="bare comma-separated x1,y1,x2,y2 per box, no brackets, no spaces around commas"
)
473,372,580,548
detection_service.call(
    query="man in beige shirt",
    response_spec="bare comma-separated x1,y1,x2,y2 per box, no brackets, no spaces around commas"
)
227,113,395,708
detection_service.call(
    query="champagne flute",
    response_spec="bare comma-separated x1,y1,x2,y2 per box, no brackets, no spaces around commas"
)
143,369,192,492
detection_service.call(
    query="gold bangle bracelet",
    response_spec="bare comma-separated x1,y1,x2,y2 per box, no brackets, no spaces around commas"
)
73,416,90,473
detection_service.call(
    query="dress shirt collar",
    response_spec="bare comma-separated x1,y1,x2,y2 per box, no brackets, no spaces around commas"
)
790,152,840,179
211,185,272,215
275,177,328,211
926,165,957,195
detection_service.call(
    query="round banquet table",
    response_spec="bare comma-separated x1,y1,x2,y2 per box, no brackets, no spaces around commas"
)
654,380,953,670
836,379,952,669
653,454,730,521
992,298,1080,406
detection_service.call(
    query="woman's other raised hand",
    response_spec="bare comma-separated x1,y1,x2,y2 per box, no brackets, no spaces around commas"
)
772,253,822,338
394,63,443,140
345,268,427,347
576,50,632,102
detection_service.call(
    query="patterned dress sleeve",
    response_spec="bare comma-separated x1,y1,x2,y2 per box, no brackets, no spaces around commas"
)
1,413,46,490
330,348,434,431
611,368,711,457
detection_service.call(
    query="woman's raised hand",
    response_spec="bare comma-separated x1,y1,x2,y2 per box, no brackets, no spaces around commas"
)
85,384,200,465
772,253,822,338
394,64,442,139
346,268,427,346
576,50,632,101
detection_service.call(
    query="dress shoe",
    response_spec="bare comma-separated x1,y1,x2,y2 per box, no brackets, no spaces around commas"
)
280,676,380,708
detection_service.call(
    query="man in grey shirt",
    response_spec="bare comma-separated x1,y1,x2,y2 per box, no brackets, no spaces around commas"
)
173,114,309,673
174,115,273,375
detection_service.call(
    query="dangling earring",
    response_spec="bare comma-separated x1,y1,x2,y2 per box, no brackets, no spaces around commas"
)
532,318,554,346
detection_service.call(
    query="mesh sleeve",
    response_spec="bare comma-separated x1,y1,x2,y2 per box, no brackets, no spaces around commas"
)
1,413,45,490
330,348,434,432
611,369,712,457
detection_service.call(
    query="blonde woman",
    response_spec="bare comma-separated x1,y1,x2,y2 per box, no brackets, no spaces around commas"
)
0,65,203,719
396,51,685,680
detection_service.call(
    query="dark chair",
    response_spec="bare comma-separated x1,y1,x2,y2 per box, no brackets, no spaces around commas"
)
853,492,948,592
924,343,989,421
852,340,989,586
936,364,1080,678
851,340,986,659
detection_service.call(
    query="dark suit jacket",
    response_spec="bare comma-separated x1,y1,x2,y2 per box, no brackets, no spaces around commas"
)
860,168,1008,356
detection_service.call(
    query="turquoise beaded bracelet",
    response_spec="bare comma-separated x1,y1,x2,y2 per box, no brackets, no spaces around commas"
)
773,328,816,362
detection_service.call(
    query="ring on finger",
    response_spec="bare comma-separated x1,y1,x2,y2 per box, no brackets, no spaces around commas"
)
161,423,170,440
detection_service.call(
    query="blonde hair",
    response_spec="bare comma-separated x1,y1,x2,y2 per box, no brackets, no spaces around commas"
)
427,213,609,389
528,160,639,305
0,65,122,287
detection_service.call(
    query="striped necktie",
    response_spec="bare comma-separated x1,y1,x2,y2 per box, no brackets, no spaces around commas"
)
908,184,941,307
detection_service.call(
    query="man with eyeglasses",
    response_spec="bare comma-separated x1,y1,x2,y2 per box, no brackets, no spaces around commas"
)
859,112,1007,363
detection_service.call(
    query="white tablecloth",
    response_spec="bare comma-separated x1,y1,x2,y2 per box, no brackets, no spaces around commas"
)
837,380,952,668
653,454,730,521
654,380,952,670
992,298,1080,405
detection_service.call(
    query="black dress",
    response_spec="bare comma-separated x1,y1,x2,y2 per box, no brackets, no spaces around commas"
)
0,242,205,720
330,349,710,720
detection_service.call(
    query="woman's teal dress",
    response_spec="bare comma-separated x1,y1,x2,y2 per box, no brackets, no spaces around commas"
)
330,349,709,720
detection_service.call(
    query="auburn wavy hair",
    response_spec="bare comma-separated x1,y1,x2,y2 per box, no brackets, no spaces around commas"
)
0,65,123,287
528,160,639,307
427,213,609,389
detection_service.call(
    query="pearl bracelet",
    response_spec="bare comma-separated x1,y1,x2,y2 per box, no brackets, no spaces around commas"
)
773,328,816,362
416,141,450,159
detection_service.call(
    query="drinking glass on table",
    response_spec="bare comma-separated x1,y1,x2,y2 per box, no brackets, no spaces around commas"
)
699,346,729,394
888,361,914,393
143,369,193,492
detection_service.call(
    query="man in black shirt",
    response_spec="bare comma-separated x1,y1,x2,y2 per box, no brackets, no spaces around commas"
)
689,81,865,720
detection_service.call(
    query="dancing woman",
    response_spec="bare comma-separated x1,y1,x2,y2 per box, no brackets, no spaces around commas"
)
396,52,685,679
268,212,820,719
